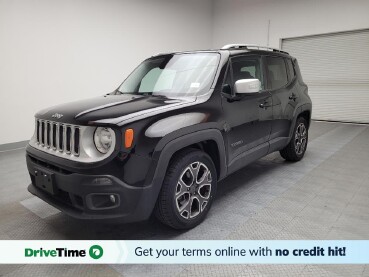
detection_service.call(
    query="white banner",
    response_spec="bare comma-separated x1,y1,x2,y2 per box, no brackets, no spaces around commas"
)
1,240,368,264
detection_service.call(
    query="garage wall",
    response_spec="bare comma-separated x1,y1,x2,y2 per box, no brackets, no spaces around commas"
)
0,0,213,145
212,0,369,49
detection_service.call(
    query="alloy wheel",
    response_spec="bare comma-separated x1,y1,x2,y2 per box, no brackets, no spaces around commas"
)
175,162,212,219
295,123,307,155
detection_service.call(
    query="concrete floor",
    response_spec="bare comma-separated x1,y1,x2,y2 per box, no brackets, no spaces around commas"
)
0,121,369,276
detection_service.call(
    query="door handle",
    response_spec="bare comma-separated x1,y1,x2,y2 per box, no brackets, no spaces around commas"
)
259,101,271,109
289,93,298,101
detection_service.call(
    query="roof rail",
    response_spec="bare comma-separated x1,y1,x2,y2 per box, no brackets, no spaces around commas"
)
221,44,288,54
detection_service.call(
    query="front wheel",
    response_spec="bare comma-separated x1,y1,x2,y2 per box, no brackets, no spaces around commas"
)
280,117,308,161
155,149,217,229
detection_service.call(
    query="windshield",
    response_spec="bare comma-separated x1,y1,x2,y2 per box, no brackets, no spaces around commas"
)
117,53,220,97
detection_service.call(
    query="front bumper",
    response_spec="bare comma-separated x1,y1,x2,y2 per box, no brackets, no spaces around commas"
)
26,149,159,223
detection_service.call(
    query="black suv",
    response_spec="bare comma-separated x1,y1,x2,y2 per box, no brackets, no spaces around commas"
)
26,44,311,229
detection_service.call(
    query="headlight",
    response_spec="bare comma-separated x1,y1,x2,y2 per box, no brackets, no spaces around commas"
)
94,127,114,154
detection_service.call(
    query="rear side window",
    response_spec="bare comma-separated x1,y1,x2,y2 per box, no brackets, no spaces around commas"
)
285,58,296,81
266,56,288,90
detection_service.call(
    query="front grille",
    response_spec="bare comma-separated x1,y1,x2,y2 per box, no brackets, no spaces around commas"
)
35,119,80,156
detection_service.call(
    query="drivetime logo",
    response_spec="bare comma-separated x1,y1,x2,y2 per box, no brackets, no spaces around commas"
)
89,245,104,259
25,245,103,259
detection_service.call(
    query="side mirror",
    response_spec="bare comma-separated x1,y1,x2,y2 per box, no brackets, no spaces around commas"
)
234,79,261,94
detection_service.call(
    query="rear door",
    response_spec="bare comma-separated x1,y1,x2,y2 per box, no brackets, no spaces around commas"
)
266,56,298,149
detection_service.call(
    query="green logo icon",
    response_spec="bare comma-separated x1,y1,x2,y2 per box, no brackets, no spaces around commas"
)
89,245,103,259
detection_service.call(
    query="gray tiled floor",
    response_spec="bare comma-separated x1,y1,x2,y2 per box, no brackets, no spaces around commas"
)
0,121,368,276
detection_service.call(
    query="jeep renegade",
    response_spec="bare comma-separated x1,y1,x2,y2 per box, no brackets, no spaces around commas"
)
26,44,312,229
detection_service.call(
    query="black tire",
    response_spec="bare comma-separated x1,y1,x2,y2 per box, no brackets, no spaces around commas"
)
280,117,308,161
155,148,217,229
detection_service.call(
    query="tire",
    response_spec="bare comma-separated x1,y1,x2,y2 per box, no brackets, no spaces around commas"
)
280,117,308,162
155,148,217,229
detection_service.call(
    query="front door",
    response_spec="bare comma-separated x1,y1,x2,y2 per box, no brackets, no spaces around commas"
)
221,55,273,173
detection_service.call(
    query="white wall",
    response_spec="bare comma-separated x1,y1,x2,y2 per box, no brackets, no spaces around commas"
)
0,0,213,144
212,0,369,49
2,0,369,145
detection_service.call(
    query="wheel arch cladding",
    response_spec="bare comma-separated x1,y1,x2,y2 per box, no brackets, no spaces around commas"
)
168,139,221,180
299,110,311,129
190,140,221,180
289,104,312,139
153,129,227,184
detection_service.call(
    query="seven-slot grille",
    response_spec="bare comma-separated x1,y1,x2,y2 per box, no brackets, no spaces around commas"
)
35,119,80,156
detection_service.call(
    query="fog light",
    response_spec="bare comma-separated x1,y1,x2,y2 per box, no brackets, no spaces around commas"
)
109,194,116,203
86,193,120,210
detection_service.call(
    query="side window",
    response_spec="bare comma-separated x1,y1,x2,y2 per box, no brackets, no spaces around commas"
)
266,56,288,90
231,56,264,90
285,58,296,81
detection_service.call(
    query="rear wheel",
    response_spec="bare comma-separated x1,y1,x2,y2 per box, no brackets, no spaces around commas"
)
155,149,217,229
280,117,308,161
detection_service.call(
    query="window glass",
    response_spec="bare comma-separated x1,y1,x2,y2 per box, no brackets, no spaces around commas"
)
139,68,175,92
266,56,288,90
118,53,220,97
285,58,295,81
231,56,264,90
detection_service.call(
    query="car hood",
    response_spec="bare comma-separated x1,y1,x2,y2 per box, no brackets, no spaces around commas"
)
35,94,197,126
